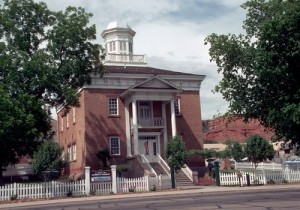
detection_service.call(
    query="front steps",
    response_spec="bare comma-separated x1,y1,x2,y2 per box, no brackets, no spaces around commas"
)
176,169,194,187
149,162,169,175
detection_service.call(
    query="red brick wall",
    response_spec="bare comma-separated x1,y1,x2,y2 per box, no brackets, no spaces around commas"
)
57,90,86,178
83,89,127,170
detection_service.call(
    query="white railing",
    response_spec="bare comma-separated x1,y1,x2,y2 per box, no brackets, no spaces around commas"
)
141,154,157,177
157,154,170,175
220,168,300,186
117,176,149,193
131,118,165,128
235,162,282,170
181,164,194,182
105,53,146,64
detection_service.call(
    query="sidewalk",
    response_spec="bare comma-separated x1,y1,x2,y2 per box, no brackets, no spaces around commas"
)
1,184,300,209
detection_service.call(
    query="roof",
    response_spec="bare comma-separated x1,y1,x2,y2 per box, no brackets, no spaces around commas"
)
106,20,131,30
105,65,204,77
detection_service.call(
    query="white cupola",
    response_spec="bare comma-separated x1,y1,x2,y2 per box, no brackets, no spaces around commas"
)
101,20,146,66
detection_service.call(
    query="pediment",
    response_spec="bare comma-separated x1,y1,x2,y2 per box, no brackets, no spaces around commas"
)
132,76,179,90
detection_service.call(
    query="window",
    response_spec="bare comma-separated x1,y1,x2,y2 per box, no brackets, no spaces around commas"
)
108,98,118,116
174,99,181,116
109,41,116,52
153,142,157,155
61,116,64,131
110,137,120,155
67,146,71,161
129,42,133,53
72,107,76,124
72,144,77,161
120,41,126,52
66,113,69,128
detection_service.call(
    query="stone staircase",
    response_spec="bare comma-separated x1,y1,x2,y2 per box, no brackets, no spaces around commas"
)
149,162,169,175
176,169,194,187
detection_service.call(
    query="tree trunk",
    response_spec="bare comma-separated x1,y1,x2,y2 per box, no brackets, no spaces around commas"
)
171,167,176,189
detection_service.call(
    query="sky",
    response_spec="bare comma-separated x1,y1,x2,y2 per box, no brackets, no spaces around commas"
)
34,0,247,120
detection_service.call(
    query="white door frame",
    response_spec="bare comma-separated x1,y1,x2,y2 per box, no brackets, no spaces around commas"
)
138,132,161,161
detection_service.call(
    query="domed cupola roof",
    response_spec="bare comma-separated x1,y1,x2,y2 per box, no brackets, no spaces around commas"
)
106,20,132,30
101,19,136,39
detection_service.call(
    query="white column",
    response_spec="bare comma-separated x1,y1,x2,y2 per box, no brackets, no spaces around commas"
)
125,103,132,157
170,98,177,137
84,166,91,195
132,100,139,155
162,103,168,149
111,165,117,194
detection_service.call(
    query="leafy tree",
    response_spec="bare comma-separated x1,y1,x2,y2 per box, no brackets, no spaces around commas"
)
0,86,51,185
223,141,245,162
0,0,104,184
165,136,188,188
31,140,65,181
205,0,300,144
244,135,275,169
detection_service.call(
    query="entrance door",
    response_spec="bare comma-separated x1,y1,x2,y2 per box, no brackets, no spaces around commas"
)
138,136,158,162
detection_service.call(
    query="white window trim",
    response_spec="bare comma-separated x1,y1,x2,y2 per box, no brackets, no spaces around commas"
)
72,144,77,161
175,99,181,116
61,116,64,131
109,136,120,156
66,113,69,128
67,146,72,162
108,98,119,116
72,107,76,124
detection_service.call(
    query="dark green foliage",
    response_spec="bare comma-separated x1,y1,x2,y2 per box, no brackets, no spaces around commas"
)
96,149,111,169
189,149,219,159
31,140,65,181
244,135,275,169
0,0,105,184
205,0,300,144
165,136,188,171
223,141,245,162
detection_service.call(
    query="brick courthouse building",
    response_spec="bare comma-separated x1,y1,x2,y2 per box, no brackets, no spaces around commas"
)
57,21,206,178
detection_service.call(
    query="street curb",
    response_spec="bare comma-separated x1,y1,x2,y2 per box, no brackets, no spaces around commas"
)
1,184,300,209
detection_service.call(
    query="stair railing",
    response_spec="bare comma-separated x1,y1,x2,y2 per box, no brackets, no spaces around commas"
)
157,154,170,175
140,154,157,177
181,164,194,182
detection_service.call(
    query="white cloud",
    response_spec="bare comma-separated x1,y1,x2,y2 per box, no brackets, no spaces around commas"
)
34,0,247,119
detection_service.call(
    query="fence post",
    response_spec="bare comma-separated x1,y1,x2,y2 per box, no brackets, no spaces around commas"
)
85,166,91,195
14,182,17,196
262,170,267,185
111,165,117,194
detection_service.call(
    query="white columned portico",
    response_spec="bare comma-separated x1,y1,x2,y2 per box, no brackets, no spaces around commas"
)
125,103,132,157
162,103,168,148
132,100,139,155
170,98,177,137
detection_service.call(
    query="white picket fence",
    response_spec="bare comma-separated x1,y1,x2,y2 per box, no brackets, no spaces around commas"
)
0,166,151,201
220,168,300,186
235,162,282,170
117,176,149,193
90,181,112,195
0,180,86,201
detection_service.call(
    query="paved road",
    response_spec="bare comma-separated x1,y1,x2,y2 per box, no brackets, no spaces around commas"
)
4,188,300,210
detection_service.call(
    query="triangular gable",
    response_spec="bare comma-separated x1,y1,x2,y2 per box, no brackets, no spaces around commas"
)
130,76,180,90
120,76,181,98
